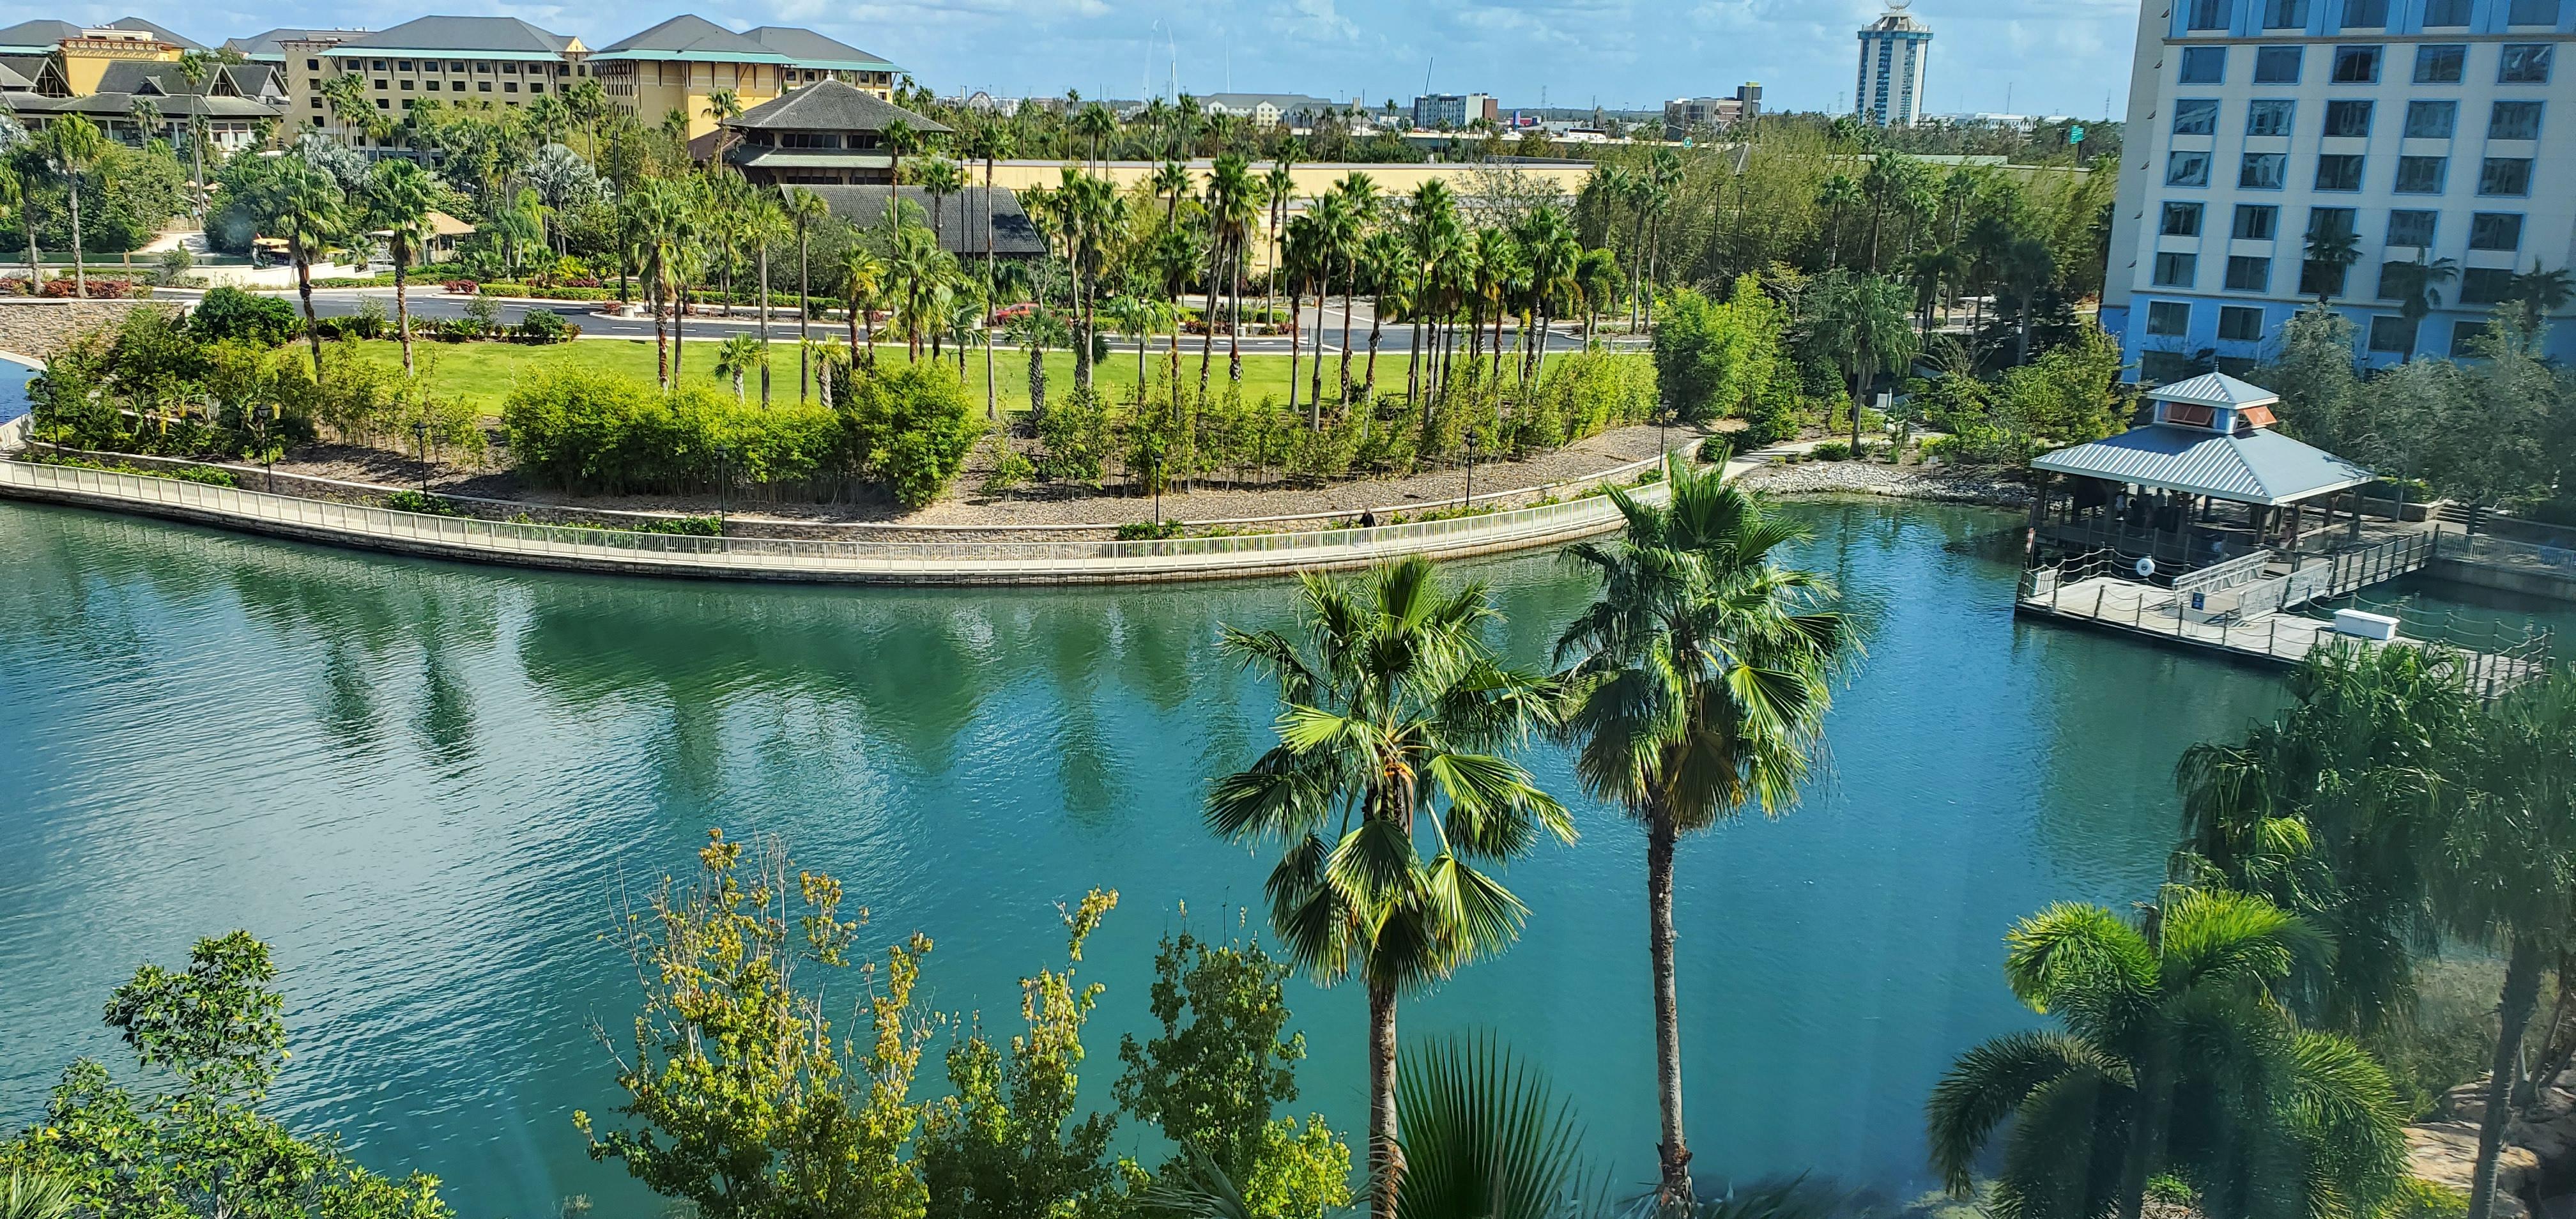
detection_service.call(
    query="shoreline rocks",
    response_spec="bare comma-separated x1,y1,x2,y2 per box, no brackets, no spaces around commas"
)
1735,459,2031,509
2409,1079,2576,1219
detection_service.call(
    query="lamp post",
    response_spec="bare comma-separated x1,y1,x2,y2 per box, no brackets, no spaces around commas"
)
1463,427,1480,512
412,420,431,494
252,403,273,493
714,444,732,523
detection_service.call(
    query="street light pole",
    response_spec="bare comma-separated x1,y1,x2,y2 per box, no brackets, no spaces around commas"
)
413,420,429,494
1464,427,1479,512
715,445,732,524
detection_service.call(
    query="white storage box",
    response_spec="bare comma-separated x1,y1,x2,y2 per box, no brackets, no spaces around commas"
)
2333,609,2399,641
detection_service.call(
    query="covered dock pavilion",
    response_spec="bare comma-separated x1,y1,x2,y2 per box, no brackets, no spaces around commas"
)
2025,373,2382,576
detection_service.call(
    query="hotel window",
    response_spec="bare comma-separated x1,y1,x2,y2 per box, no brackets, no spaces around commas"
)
2470,211,2525,250
305,57,318,70
2174,98,2220,134
504,63,518,73
530,82,544,93
2451,319,2490,356
2509,0,2561,23
425,80,438,90
2180,46,2228,82
2480,157,2534,195
2263,0,2309,26
371,59,385,70
2308,206,2358,239
2220,305,2267,341
2425,0,2472,23
478,80,491,91
2234,204,2280,239
2226,255,2273,291
2241,151,2288,187
399,79,413,90
2414,44,2466,82
2188,0,2232,27
2331,45,2383,82
2315,154,2366,190
2247,99,2295,135
2367,315,2414,353
397,60,412,70
449,61,464,72
2154,252,2200,288
2170,150,2214,185
2490,100,2543,139
374,79,387,90
505,81,518,92
2393,155,2446,192
2462,267,2515,303
2404,99,2457,137
2323,99,2372,135
2387,209,2437,247
2163,201,2205,236
2147,301,2193,335
2341,0,2388,26
2501,44,2554,82
2254,45,2304,82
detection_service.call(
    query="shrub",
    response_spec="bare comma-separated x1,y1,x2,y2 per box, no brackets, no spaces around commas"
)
841,363,982,510
38,277,137,298
383,489,460,516
442,280,479,295
631,515,722,536
515,309,577,343
1696,437,1731,464
192,286,299,347
153,246,194,286
1114,519,1186,540
1811,441,1850,461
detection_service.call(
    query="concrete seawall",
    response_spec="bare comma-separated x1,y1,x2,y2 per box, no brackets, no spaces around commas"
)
0,458,1667,586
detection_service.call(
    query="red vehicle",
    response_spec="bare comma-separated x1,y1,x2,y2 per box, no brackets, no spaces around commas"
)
988,302,1039,326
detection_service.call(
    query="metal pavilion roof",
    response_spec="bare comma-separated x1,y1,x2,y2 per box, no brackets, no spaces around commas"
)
2032,424,2376,506
2143,371,2283,410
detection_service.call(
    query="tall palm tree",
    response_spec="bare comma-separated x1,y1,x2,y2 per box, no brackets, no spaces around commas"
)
702,88,744,155
1640,148,1681,331
838,242,885,371
918,157,966,252
1207,557,1574,1219
174,49,213,215
1284,211,1324,424
1206,152,1259,386
2303,227,2363,309
258,157,347,383
1515,206,1578,382
743,190,788,404
0,163,40,292
1816,174,1861,271
1807,271,1918,451
360,158,436,377
1071,102,1117,169
1329,172,1379,399
40,114,107,298
1927,888,2409,1219
1555,456,1848,1214
1264,150,1299,327
1151,158,1193,227
2442,666,2576,1219
1358,229,1405,397
2502,262,2575,344
786,187,832,401
625,178,697,388
714,332,765,401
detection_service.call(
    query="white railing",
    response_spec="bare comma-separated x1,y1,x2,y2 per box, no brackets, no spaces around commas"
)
0,458,1662,579
2448,533,2576,578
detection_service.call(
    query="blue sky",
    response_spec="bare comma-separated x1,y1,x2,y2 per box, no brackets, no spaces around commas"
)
91,0,2138,118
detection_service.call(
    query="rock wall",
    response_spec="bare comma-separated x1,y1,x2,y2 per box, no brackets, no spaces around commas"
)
0,297,181,362
2409,1080,2576,1219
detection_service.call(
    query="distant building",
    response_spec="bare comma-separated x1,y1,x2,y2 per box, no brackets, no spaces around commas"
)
1856,6,1933,126
1199,91,1336,127
1411,92,1497,129
281,16,586,149
1663,83,1763,137
591,15,899,144
0,19,282,148
224,27,366,63
802,185,1046,259
717,78,945,185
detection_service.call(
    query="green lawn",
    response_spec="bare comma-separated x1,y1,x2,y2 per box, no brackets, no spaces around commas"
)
353,338,1317,418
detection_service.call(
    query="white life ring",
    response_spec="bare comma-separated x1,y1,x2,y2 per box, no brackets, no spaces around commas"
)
2134,556,2157,579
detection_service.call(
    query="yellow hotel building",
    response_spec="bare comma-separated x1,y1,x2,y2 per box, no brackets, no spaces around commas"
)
589,15,898,144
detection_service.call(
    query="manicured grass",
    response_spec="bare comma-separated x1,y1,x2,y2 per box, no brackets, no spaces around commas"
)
350,337,1326,418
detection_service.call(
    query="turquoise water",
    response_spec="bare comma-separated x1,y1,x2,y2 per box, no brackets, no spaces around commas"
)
0,356,32,423
0,498,2363,1216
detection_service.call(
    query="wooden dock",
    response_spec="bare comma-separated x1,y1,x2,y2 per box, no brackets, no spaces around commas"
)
2017,538,2551,697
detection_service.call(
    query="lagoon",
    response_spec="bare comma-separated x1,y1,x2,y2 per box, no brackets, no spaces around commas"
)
0,496,2362,1216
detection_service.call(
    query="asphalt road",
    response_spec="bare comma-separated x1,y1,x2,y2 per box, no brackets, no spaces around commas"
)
171,287,1646,356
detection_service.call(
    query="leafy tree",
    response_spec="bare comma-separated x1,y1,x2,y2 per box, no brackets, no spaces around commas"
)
1556,455,1847,1213
191,286,299,347
1114,931,1351,1219
840,362,984,509
1926,889,2407,1219
576,829,934,1219
1207,556,1573,1219
2428,322,2562,525
0,931,454,1219
916,890,1133,1219
2257,310,2363,453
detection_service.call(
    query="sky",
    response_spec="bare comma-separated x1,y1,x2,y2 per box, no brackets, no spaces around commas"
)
78,0,2141,119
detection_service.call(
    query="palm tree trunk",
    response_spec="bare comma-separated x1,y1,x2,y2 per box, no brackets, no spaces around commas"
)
797,231,811,402
1228,240,1246,383
1338,272,1356,399
296,259,322,385
394,243,414,376
1288,278,1303,423
673,279,687,382
2470,936,2547,1219
1367,974,1402,1219
2113,1032,2181,1219
1199,235,1220,392
1364,302,1383,397
657,271,672,389
757,247,773,405
1648,809,1694,1214
68,181,86,298
1309,281,1327,415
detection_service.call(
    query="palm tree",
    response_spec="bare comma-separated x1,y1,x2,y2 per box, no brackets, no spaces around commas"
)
626,178,698,388
1358,229,1405,397
173,49,213,215
360,159,436,377
1927,888,2409,1219
1574,247,1619,347
1808,271,1918,450
0,163,38,291
2303,227,2363,308
1816,174,1860,271
1330,172,1380,399
1555,455,1848,1214
258,157,347,382
1640,148,1681,331
1392,1036,1591,1219
918,157,966,252
2442,666,2576,1219
2501,262,2575,344
1515,206,1578,381
1264,150,1299,327
1071,102,1117,169
886,218,956,362
1151,158,1193,227
1206,557,1574,1219
714,332,765,401
1206,153,1259,386
0,1173,80,1219
40,114,106,298
703,88,744,155
2376,254,2460,359
838,242,885,371
1284,212,1324,424
786,187,832,401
